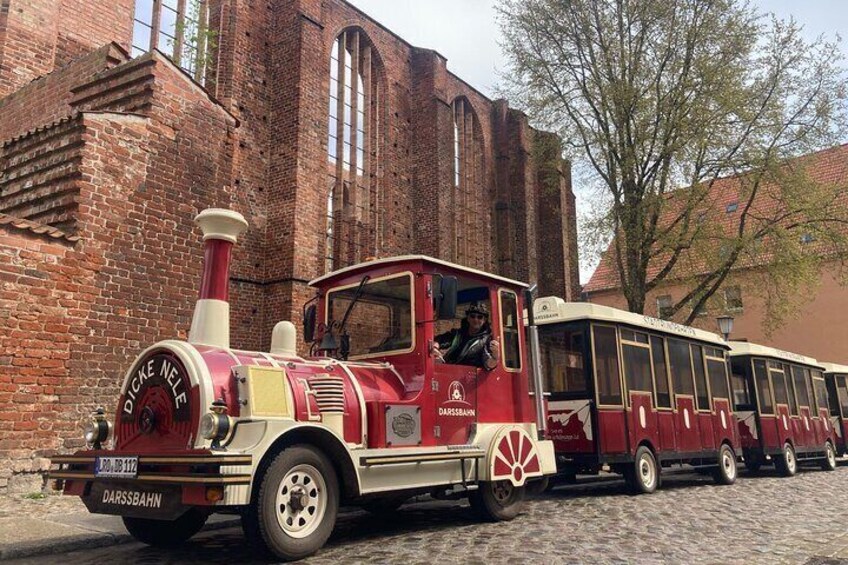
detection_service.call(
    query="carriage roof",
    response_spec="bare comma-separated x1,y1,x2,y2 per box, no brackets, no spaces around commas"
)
532,296,727,347
728,341,822,369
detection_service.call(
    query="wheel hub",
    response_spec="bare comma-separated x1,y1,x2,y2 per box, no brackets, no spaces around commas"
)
275,464,327,539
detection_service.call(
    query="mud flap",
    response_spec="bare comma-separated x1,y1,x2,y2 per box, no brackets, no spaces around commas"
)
83,481,187,520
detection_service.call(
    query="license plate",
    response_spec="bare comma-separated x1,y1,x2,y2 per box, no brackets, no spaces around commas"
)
95,456,138,478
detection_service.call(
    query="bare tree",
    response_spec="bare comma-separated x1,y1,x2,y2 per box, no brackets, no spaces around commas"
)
498,0,848,327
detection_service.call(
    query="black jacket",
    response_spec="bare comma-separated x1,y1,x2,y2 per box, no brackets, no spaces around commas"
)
436,320,493,368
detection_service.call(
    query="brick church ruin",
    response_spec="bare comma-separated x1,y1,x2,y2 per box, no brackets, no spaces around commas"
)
0,0,580,490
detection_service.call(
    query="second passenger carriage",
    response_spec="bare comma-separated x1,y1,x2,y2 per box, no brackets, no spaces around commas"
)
532,298,739,494
729,343,837,475
821,363,848,456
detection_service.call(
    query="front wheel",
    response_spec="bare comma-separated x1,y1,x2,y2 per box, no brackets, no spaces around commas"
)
122,508,207,547
624,446,659,494
469,480,525,521
713,444,738,485
774,442,797,477
252,445,339,561
821,442,837,471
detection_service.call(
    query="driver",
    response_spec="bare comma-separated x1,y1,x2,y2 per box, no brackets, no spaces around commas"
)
433,302,500,370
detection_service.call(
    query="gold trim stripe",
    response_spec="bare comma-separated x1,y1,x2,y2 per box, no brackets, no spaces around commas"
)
51,455,252,465
362,451,485,466
49,471,251,485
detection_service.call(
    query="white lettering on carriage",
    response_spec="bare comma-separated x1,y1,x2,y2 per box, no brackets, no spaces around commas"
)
438,407,476,417
101,489,163,508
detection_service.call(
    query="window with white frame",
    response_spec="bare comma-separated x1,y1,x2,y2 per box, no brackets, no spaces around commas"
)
131,0,210,82
656,294,673,319
724,286,743,312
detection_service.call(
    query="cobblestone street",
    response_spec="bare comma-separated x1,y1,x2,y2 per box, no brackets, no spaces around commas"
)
7,464,848,564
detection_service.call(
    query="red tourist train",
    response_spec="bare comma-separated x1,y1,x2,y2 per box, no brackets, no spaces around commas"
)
530,297,739,493
729,342,838,475
49,209,556,561
823,363,848,455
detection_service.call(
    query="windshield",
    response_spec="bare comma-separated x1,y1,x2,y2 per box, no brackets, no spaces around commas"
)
326,274,414,358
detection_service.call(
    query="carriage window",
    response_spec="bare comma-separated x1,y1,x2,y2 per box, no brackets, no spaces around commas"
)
730,361,751,407
622,341,653,394
539,325,587,395
813,374,828,413
792,366,811,407
593,325,622,405
837,375,848,417
651,336,671,408
620,329,649,344
805,369,816,411
770,370,789,406
706,357,730,401
827,377,841,417
782,364,798,415
691,345,709,410
498,290,521,370
753,360,774,414
668,339,695,396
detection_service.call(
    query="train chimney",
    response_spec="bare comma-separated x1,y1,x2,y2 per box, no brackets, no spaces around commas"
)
188,208,248,349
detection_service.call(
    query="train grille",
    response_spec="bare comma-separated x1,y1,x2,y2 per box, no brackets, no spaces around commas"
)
310,374,345,413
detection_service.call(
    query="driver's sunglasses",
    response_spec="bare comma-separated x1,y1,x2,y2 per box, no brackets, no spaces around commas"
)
467,313,486,320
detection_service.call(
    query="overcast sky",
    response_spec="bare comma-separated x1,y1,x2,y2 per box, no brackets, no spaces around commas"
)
347,0,848,281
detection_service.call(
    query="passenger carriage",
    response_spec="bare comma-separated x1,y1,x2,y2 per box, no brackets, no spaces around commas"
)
821,362,848,456
728,342,837,475
530,298,739,494
48,209,556,561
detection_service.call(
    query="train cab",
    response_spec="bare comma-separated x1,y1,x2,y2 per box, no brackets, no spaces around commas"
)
729,342,837,475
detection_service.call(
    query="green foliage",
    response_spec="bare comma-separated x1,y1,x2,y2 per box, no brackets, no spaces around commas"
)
498,0,848,330
23,492,46,500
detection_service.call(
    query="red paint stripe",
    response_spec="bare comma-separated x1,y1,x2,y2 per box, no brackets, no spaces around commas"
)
199,239,233,301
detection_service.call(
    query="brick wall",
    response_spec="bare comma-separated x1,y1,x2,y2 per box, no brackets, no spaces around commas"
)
0,43,128,141
0,0,581,489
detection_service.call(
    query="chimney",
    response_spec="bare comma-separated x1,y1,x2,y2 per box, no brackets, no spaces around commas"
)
188,208,249,349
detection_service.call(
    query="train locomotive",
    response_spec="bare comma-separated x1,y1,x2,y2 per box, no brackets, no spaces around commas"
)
49,208,556,561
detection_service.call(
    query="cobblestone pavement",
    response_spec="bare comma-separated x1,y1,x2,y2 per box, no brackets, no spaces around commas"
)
8,465,848,564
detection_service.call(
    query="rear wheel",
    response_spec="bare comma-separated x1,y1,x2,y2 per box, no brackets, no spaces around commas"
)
122,508,207,547
469,480,525,521
712,444,738,485
624,446,659,494
252,445,339,561
774,442,797,477
821,441,837,471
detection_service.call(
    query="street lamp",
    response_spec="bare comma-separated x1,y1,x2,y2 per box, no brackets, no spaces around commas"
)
716,315,734,341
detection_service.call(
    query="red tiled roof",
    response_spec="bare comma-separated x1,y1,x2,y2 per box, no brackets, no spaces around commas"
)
584,143,848,293
0,213,79,243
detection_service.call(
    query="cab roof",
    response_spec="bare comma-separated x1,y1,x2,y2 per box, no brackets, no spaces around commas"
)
728,341,822,369
309,255,529,289
532,297,727,347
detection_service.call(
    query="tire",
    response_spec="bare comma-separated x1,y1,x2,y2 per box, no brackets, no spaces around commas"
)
469,480,525,521
821,441,837,471
361,495,408,515
712,444,738,485
624,446,660,494
251,445,339,561
774,442,797,477
122,507,207,548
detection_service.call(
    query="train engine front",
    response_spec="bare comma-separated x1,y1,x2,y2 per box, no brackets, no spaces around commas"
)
50,208,556,561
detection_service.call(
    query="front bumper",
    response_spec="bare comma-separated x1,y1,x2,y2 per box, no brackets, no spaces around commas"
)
50,450,253,519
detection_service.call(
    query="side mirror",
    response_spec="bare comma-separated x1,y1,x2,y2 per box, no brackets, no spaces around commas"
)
303,304,317,343
434,276,458,320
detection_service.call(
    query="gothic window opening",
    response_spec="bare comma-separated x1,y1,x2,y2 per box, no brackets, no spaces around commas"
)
451,98,483,267
326,29,381,272
131,0,210,83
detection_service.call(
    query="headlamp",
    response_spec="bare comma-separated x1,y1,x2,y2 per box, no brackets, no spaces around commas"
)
201,400,233,448
83,407,112,449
